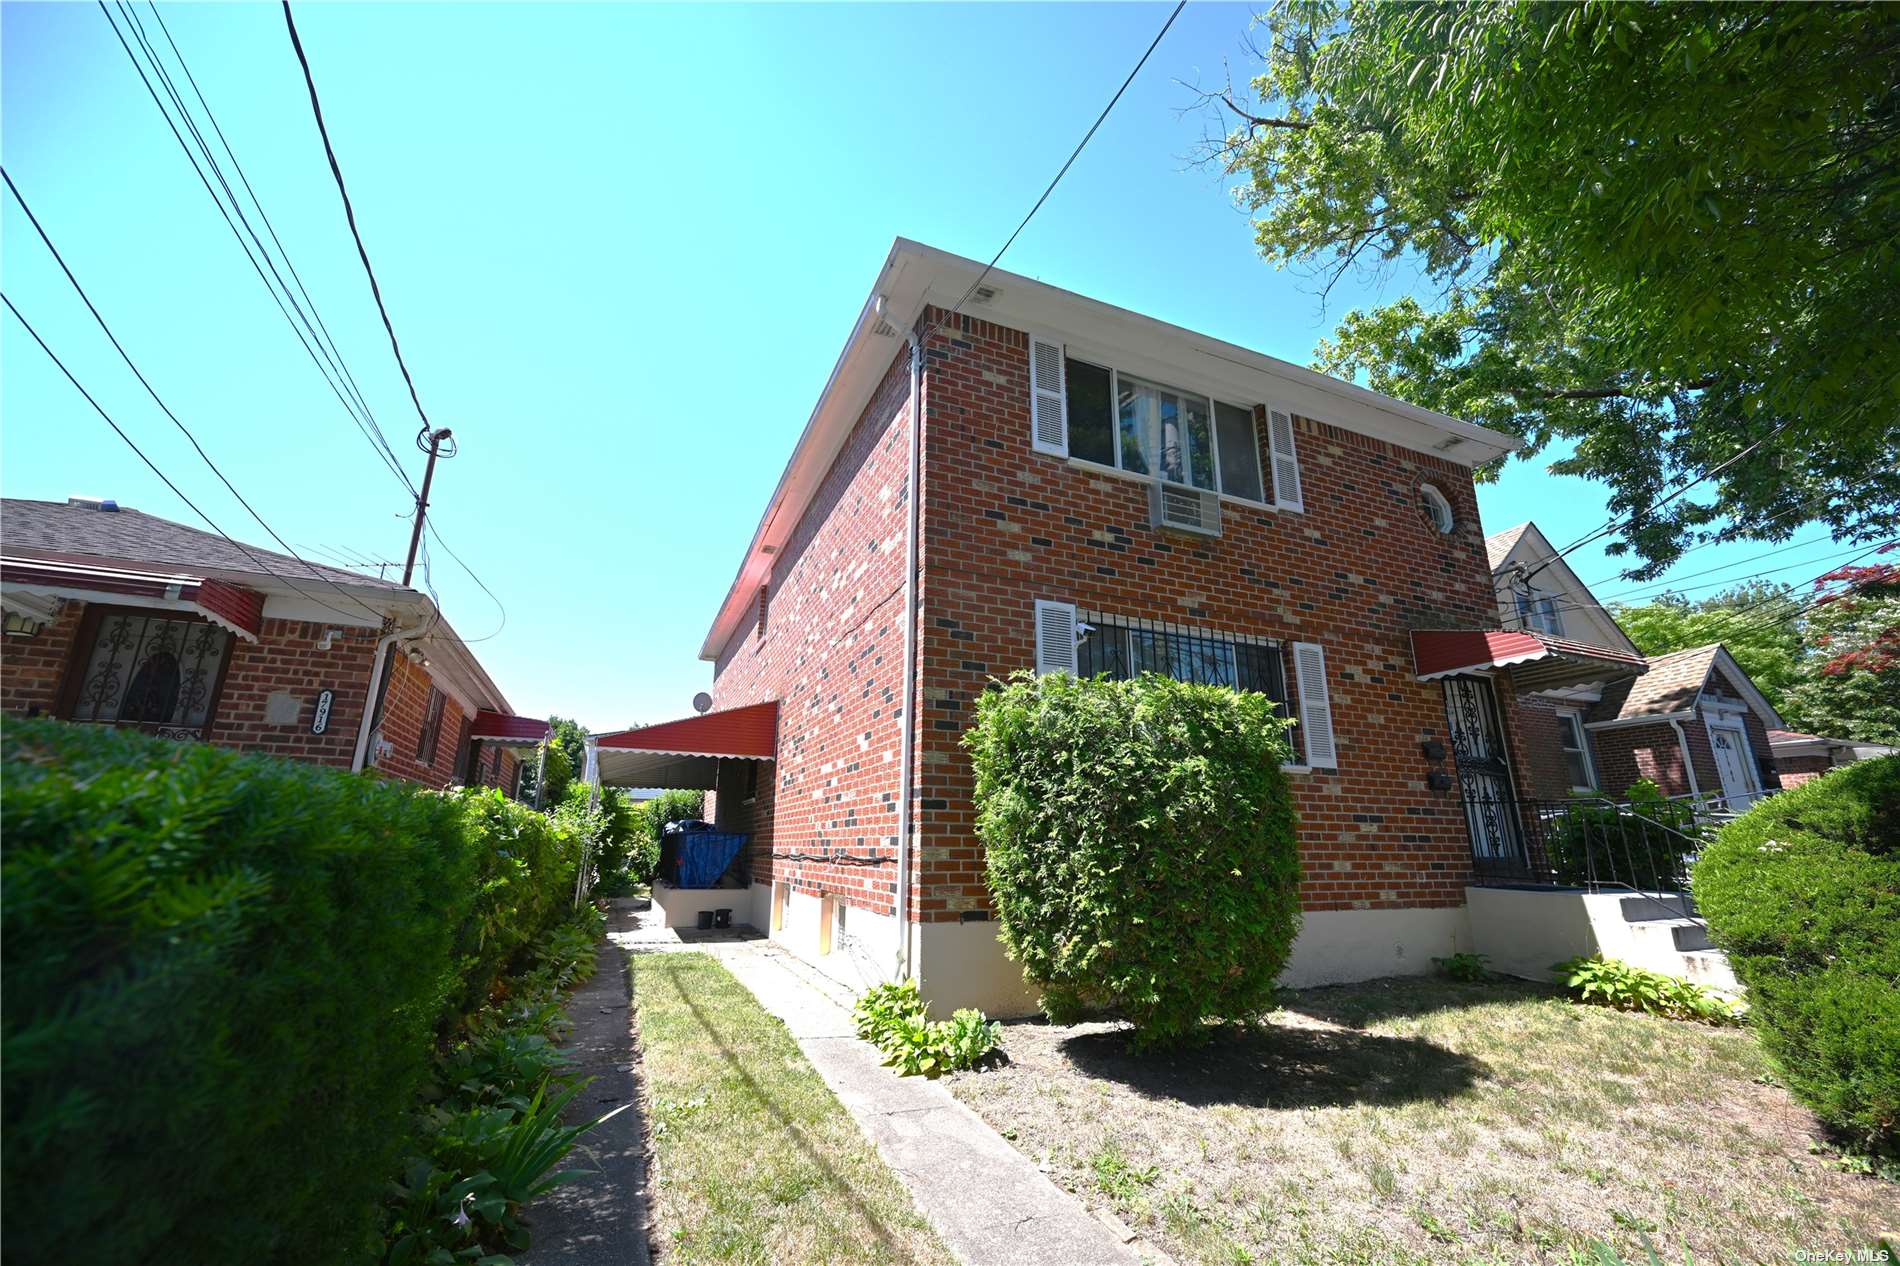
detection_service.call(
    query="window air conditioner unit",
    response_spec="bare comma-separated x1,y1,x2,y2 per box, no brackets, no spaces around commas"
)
1148,481,1222,536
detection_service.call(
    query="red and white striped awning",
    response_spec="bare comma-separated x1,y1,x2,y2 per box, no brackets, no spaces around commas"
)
468,709,550,748
591,701,778,790
1411,629,1648,692
1,555,263,641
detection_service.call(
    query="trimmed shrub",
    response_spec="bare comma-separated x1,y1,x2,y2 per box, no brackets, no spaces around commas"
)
965,671,1301,1049
1693,756,1900,1155
0,719,581,1265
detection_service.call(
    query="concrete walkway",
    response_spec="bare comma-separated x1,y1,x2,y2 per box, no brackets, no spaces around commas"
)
519,906,651,1266
615,912,1142,1266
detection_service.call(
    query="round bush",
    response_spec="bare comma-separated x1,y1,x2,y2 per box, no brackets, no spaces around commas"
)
965,671,1301,1049
1693,755,1900,1156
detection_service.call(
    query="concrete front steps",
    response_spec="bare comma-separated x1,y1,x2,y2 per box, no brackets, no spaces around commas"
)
1617,893,1739,993
1467,884,1741,994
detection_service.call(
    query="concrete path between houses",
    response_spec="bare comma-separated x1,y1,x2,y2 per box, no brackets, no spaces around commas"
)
520,907,651,1266
615,912,1142,1266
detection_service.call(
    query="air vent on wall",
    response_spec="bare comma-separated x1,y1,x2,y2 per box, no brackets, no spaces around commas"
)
1148,483,1222,536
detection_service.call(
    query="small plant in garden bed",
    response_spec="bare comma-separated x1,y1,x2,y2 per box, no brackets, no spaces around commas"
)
1433,952,1491,982
1552,956,1743,1026
851,978,1001,1078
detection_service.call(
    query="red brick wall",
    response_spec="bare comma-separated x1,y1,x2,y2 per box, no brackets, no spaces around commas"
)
1516,694,1577,801
910,310,1506,921
1,598,378,769
1589,722,1691,797
709,347,914,915
370,650,470,790
1774,754,1830,787
0,599,82,717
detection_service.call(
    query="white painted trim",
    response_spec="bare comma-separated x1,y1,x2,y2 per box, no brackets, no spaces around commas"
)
1584,710,1693,731
1668,717,1704,800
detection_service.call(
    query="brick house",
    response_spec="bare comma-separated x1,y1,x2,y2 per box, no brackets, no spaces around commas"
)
1766,728,1898,787
594,239,1740,1012
1,496,542,790
1487,520,1784,811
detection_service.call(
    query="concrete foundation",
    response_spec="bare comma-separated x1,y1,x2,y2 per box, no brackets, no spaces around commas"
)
1466,885,1738,992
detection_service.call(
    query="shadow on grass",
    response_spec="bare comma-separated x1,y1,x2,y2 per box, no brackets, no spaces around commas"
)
1286,974,1565,1030
1058,1019,1489,1109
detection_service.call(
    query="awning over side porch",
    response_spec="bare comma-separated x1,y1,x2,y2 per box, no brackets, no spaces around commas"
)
1411,629,1649,693
468,709,551,748
590,700,778,790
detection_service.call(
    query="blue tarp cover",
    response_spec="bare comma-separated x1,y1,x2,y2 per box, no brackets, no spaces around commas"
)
674,831,746,889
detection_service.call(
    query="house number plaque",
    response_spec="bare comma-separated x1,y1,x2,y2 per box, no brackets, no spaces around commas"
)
311,689,334,735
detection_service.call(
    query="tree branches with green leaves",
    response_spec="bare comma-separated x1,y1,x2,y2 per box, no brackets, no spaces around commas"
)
1202,1,1900,576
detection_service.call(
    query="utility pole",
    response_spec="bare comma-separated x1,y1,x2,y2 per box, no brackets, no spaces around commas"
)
402,427,455,585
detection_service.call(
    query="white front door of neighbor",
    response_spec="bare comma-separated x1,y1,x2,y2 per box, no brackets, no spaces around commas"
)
1708,725,1759,808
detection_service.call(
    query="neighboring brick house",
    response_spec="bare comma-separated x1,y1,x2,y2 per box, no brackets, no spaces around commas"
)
1,497,540,791
1767,728,1899,787
593,238,1768,1014
1487,520,1784,809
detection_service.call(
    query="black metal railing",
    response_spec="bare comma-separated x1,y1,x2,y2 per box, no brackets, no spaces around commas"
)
1476,795,1718,921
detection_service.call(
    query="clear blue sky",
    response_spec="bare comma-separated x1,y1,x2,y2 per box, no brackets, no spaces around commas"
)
1,3,1850,728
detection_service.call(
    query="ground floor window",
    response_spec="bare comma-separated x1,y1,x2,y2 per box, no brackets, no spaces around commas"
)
1076,613,1298,756
62,606,233,740
1556,710,1594,791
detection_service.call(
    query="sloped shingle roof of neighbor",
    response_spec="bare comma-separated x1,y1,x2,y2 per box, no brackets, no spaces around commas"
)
1485,522,1531,571
1590,644,1723,724
1,498,405,591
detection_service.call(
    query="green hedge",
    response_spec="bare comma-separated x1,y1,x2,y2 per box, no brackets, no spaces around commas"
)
0,719,580,1265
965,672,1301,1049
1693,756,1900,1156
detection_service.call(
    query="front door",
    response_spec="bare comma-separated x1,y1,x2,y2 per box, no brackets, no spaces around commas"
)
1708,724,1759,809
1442,676,1526,876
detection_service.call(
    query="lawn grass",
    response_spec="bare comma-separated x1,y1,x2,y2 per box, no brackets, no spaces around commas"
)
945,975,1897,1265
630,951,951,1265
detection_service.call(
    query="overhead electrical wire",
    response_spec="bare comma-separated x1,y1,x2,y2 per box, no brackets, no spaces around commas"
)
1527,540,1882,627
2,167,386,625
922,0,1188,346
95,0,417,495
2,292,389,625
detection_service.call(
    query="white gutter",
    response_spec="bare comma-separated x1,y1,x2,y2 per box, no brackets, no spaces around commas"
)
351,615,434,773
889,298,922,980
1667,718,1704,801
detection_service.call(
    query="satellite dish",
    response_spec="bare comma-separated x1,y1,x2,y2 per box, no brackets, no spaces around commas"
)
692,692,712,714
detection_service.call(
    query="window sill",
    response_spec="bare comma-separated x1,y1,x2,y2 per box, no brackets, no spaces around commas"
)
1060,455,1296,515
1282,763,1334,775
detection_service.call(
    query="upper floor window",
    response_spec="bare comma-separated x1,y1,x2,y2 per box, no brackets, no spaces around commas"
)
1516,591,1566,637
1031,336,1300,510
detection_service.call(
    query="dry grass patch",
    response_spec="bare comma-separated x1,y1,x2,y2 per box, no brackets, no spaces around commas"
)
631,952,950,1264
946,976,1894,1264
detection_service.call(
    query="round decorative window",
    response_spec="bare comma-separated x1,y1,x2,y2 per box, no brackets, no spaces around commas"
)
1420,484,1455,535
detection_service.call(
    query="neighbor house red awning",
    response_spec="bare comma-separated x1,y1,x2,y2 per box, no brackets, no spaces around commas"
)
1,555,264,641
468,709,550,746
1411,629,1648,692
590,701,779,790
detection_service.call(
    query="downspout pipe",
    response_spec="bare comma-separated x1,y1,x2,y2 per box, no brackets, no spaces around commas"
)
888,298,923,981
1667,717,1704,801
351,614,434,773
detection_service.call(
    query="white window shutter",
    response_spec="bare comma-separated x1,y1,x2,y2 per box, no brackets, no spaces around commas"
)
1029,336,1068,456
1291,640,1336,767
1034,600,1078,675
1266,407,1303,511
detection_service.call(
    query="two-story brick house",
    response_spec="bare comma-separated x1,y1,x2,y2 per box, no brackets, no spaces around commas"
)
603,239,1684,1013
1487,519,1784,810
1,496,542,791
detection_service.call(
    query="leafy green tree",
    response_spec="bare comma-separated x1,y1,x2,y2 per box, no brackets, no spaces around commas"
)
1205,1,1900,575
1613,583,1803,703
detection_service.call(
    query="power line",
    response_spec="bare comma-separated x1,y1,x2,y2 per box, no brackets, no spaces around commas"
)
281,0,438,440
95,0,417,495
2,168,384,625
923,0,1187,344
1532,540,1877,627
3,291,383,624
136,0,404,480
